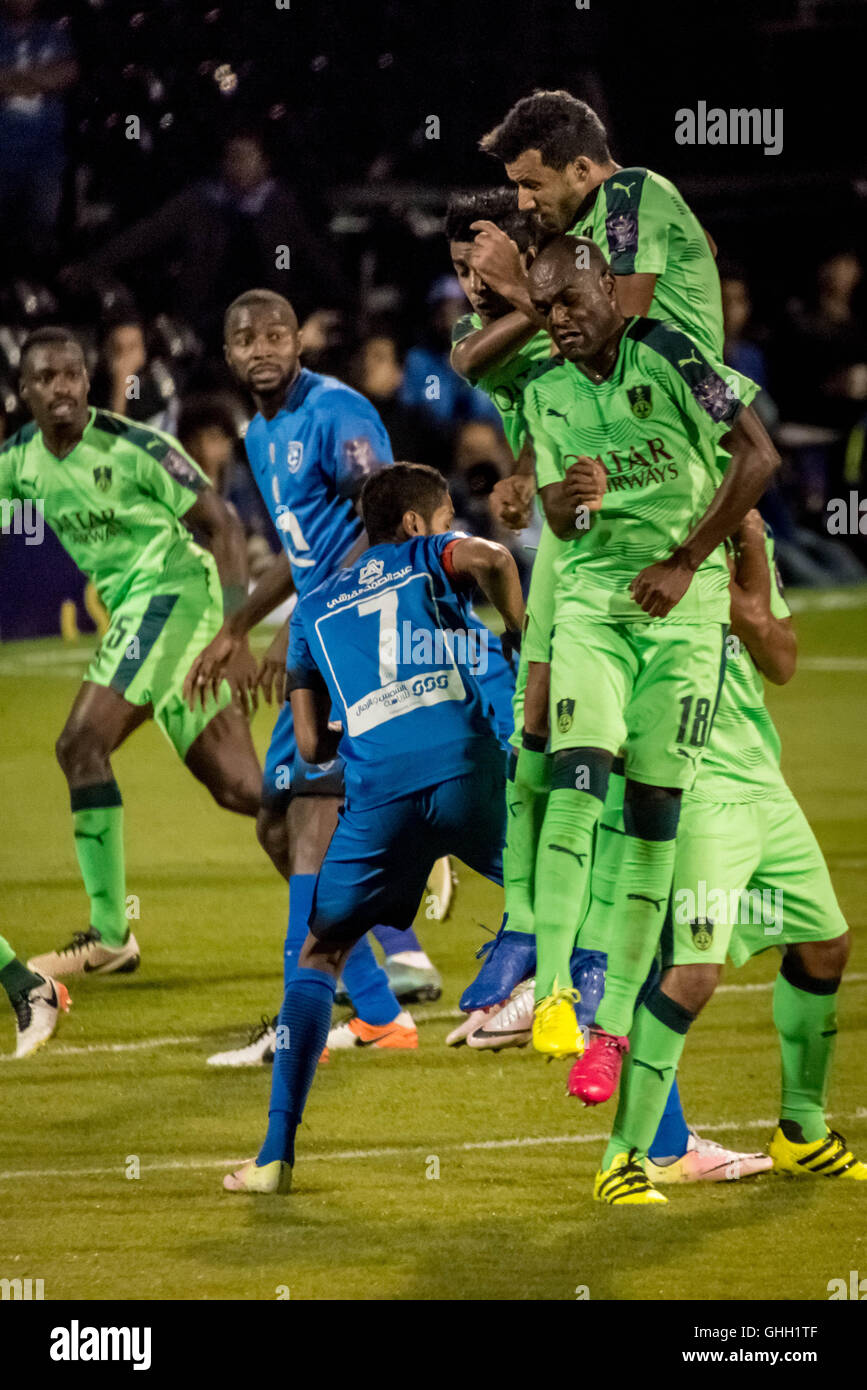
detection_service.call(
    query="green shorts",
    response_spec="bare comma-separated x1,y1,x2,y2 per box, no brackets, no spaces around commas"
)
548,617,727,790
662,792,848,967
510,524,560,749
85,558,232,760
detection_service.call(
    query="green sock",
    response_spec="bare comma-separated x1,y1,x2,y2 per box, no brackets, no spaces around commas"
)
773,966,839,1143
604,987,695,1168
503,747,551,936
594,834,676,1037
70,781,127,948
0,935,43,999
533,787,601,998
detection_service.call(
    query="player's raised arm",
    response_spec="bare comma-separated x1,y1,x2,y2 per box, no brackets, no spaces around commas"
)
630,404,779,618
183,551,295,710
182,487,259,711
728,511,797,685
451,307,541,383
444,535,525,639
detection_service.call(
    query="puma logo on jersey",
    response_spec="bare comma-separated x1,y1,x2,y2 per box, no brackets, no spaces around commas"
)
678,349,703,369
145,439,162,452
545,407,570,421
612,180,636,196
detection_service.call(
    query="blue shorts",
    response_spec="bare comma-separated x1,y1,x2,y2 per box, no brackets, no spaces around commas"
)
310,753,506,945
261,701,346,812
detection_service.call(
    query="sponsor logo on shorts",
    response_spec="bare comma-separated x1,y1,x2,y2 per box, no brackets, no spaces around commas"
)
627,384,653,420
556,697,575,734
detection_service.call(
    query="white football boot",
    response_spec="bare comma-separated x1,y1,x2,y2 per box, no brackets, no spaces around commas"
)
13,976,71,1058
28,928,140,979
467,979,534,1051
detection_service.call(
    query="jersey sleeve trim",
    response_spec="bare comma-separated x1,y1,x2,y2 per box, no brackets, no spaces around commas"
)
627,318,747,428
601,168,650,275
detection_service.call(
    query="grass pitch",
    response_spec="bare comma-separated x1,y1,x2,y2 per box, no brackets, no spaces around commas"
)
1,592,866,1302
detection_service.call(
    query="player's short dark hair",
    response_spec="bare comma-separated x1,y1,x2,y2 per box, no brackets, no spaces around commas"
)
480,90,611,170
223,289,297,339
20,325,84,374
177,394,238,447
444,187,536,253
361,463,448,545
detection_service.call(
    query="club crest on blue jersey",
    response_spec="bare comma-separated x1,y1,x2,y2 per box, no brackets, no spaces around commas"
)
93,465,112,492
287,441,304,473
627,384,653,420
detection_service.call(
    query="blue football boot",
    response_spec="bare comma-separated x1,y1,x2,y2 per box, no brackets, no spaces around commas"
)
569,947,608,1027
459,915,537,1011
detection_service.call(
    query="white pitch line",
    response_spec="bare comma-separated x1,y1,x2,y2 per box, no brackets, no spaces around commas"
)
1,1109,865,1184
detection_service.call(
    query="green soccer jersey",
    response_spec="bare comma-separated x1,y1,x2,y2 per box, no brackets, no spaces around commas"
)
569,166,724,360
0,409,210,612
689,533,790,803
451,312,553,457
525,317,759,624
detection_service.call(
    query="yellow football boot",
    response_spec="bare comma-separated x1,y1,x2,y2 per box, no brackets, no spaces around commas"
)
594,1149,668,1206
532,987,585,1058
769,1126,867,1180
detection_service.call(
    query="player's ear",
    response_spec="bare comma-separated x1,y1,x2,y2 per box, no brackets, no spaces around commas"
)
401,508,425,537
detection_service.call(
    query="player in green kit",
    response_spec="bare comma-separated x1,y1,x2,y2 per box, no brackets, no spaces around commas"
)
591,512,866,1203
458,91,733,1019
521,237,778,1078
446,190,560,971
1,328,262,979
0,934,69,1058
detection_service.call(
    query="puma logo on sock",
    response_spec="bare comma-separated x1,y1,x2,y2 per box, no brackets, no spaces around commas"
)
633,1058,673,1081
627,892,665,911
74,829,107,845
548,844,586,865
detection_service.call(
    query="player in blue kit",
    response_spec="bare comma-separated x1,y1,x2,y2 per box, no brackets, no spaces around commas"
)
187,290,439,1062
223,463,524,1194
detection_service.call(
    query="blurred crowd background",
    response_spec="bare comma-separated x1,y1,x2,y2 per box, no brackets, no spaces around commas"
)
1,0,866,634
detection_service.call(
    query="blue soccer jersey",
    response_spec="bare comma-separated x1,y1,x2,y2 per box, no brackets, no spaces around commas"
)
288,532,506,808
244,368,393,600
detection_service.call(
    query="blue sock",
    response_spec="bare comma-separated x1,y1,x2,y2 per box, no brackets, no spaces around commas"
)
257,967,335,1167
284,874,317,989
342,934,401,1025
647,1077,690,1163
372,923,422,956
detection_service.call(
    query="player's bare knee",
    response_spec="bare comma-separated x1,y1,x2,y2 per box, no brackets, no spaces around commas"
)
786,933,850,984
661,963,720,1015
624,781,682,840
55,723,111,783
257,806,289,872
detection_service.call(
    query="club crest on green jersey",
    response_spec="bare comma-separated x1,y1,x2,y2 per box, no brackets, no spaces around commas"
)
93,465,112,492
627,385,653,420
689,918,714,951
556,698,575,734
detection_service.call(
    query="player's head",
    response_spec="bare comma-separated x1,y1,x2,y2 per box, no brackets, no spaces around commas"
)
361,463,453,545
223,290,300,402
528,235,620,362
480,90,612,233
445,187,536,321
19,327,90,433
